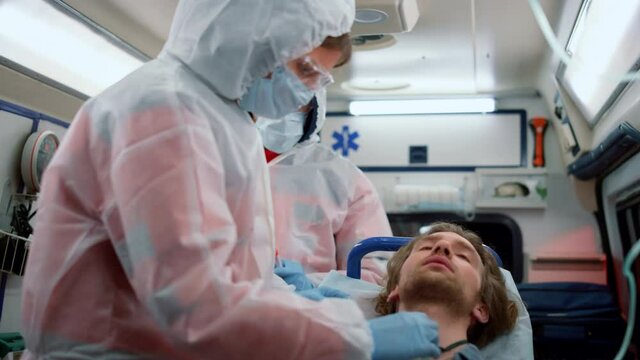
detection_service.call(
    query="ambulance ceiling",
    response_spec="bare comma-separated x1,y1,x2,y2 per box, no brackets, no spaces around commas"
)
62,0,563,100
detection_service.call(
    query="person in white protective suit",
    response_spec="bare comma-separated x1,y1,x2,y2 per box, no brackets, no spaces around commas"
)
21,0,441,359
258,89,392,285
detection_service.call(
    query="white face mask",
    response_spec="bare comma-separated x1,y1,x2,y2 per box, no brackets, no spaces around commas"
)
239,66,315,119
256,112,306,153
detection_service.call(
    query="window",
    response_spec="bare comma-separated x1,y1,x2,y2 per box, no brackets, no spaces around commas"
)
559,0,640,125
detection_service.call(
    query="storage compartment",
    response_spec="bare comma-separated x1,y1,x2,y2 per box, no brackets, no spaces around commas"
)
517,282,626,360
475,168,548,209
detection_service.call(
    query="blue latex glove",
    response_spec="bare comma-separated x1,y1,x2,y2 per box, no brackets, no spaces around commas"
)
274,259,314,291
297,286,350,301
368,312,441,360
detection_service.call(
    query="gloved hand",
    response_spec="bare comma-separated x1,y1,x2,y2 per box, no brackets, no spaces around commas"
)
274,259,314,291
368,312,441,360
297,286,350,301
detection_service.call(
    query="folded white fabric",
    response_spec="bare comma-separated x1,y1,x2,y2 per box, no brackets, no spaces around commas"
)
320,270,383,319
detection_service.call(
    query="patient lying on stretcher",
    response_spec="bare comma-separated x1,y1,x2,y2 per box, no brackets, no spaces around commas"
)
321,222,525,360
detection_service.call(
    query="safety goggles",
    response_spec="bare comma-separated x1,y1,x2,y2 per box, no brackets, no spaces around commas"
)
288,55,334,91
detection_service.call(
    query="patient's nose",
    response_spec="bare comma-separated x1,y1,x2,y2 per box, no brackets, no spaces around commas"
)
432,241,452,257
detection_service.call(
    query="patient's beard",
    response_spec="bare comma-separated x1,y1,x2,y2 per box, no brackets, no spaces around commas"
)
399,270,473,318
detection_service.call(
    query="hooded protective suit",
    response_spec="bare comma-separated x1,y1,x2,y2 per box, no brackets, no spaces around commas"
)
21,0,373,358
267,90,392,285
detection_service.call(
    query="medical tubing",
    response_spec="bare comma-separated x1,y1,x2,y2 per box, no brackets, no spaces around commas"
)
528,0,640,83
614,238,640,360
528,0,571,68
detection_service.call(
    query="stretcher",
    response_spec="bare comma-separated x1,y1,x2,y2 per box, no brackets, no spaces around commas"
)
329,236,532,360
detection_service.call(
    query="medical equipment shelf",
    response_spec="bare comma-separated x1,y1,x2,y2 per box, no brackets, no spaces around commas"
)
475,198,546,209
475,168,547,175
475,168,547,209
391,178,475,219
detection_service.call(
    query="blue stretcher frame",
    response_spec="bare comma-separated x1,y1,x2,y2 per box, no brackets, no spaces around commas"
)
346,236,503,279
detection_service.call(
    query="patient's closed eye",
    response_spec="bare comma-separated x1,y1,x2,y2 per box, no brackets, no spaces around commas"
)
419,246,432,251
457,253,470,262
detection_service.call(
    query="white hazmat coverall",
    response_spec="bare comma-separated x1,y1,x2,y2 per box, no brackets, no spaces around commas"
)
21,0,373,358
267,90,392,284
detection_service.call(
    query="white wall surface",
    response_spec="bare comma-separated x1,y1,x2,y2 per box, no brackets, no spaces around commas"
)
321,113,523,167
38,118,69,141
324,96,602,283
0,65,81,122
0,104,68,333
0,109,33,333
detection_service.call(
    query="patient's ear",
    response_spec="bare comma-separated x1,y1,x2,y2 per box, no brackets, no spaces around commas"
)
387,286,400,303
472,303,489,324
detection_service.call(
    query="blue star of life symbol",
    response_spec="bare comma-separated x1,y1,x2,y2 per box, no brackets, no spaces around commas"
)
332,125,359,157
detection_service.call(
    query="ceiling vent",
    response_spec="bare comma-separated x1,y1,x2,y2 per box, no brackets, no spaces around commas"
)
353,0,420,35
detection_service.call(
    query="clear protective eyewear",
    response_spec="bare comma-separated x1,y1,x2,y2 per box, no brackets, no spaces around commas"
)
288,55,334,91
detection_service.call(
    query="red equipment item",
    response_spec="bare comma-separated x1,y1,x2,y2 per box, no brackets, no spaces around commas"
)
530,117,548,167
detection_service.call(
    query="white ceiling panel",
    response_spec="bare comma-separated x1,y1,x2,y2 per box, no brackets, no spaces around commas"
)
105,0,177,42
333,0,477,98
63,0,567,101
62,0,176,58
474,0,563,94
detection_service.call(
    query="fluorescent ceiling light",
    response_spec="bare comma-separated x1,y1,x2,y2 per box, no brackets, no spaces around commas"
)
0,0,145,97
349,98,496,116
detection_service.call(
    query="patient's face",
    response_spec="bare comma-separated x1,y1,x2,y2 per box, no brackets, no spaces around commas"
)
393,232,485,316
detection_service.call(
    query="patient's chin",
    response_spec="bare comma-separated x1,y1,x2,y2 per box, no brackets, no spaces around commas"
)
401,272,472,316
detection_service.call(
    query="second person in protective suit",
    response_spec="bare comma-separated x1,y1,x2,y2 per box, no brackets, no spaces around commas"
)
257,88,393,285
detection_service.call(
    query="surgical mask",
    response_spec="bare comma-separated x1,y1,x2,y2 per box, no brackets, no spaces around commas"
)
240,66,315,119
256,112,306,153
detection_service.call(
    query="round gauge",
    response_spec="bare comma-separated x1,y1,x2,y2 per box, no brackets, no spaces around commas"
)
21,130,60,193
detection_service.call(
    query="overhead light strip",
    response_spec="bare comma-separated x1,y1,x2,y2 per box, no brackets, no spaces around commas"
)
0,0,146,97
349,98,496,116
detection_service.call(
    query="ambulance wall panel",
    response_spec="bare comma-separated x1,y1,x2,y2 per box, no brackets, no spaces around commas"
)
321,112,525,168
38,117,69,141
0,107,35,333
0,99,69,333
328,96,602,283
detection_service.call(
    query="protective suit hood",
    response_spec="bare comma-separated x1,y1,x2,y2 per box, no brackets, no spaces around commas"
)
160,0,355,101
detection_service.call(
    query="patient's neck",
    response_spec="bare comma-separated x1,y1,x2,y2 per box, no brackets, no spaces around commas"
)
399,302,470,358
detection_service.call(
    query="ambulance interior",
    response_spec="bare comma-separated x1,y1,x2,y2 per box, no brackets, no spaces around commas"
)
0,0,639,358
